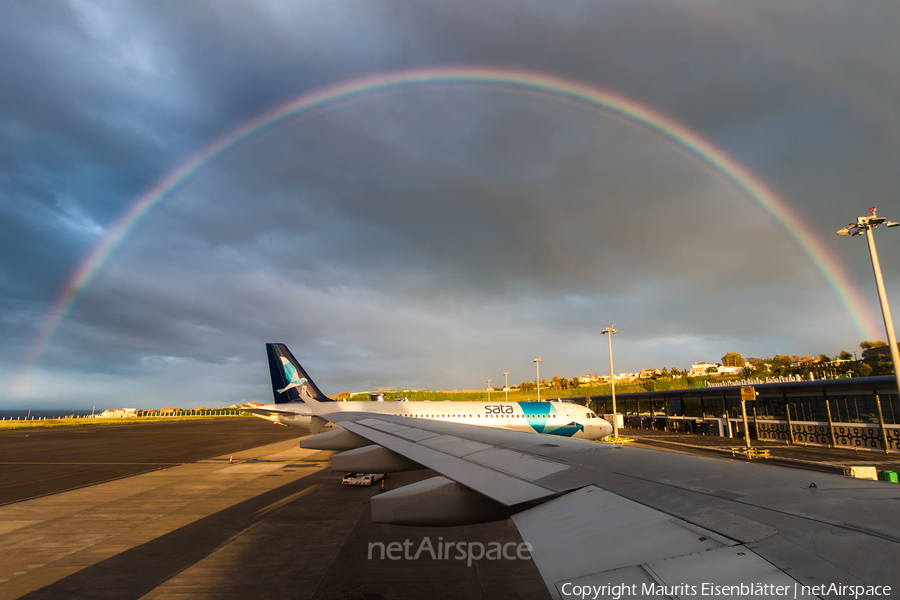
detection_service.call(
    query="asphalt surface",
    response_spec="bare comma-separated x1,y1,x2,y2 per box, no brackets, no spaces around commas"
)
0,420,548,600
3,419,899,600
0,418,305,505
622,427,900,474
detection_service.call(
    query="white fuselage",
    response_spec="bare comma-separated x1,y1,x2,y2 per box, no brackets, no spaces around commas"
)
248,400,611,440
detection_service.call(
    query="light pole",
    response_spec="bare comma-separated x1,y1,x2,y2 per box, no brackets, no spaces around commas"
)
503,371,509,402
533,357,542,401
487,379,491,402
837,208,900,394
838,208,900,453
601,324,619,439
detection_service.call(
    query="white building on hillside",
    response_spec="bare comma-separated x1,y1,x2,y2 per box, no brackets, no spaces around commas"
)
688,362,717,376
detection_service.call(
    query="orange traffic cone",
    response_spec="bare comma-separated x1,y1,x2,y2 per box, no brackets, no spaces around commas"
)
229,455,234,464
380,478,385,491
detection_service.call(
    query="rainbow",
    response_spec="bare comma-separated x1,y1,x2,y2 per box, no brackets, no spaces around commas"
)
10,66,876,397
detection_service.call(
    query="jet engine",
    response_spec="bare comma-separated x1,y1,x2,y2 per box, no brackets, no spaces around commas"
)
298,428,370,451
371,476,511,526
331,445,424,473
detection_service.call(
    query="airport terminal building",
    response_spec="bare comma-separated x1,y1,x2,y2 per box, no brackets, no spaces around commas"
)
585,375,900,452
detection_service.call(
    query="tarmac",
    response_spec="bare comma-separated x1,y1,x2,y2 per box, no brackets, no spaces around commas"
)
0,418,306,505
622,426,900,474
2,419,898,599
0,419,548,600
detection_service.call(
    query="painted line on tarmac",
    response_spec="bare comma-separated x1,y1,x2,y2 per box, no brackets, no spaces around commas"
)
254,483,321,518
0,461,304,465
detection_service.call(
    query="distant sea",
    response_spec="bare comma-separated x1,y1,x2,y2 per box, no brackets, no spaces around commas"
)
0,409,104,421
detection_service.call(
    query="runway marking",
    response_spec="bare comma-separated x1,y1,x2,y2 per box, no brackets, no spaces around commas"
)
254,484,321,518
0,461,306,465
0,462,190,465
0,435,300,492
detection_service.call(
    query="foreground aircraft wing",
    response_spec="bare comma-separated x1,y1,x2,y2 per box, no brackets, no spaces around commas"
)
242,406,301,417
309,402,900,599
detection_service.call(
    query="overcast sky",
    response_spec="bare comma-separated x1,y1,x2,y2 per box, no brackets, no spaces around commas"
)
4,0,900,409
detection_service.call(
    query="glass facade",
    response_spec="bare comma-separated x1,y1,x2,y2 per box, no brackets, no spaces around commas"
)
588,377,899,426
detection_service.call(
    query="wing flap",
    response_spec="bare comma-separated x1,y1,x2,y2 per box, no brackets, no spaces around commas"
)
512,486,799,600
560,547,797,600
418,434,493,456
465,447,570,481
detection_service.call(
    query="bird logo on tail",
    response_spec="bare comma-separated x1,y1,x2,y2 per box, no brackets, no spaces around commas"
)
277,357,308,394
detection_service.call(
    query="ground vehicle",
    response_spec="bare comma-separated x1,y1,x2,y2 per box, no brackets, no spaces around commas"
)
341,472,385,486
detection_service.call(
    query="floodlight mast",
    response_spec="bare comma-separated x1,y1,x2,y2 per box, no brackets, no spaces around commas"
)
503,371,509,402
837,207,900,411
533,357,542,402
601,324,619,439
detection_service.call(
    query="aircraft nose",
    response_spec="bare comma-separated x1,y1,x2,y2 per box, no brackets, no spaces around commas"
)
582,422,612,440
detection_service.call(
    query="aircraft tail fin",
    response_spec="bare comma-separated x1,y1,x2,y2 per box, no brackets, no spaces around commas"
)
266,343,334,404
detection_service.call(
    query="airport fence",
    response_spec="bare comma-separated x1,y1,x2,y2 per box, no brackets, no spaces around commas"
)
1,409,249,421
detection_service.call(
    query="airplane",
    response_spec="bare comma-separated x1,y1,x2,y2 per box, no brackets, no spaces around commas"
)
289,350,900,600
244,343,612,441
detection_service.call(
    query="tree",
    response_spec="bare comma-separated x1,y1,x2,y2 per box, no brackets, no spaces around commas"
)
860,340,888,349
721,352,745,367
839,349,853,360
818,353,830,362
857,363,873,377
519,381,535,391
771,355,792,374
642,380,657,392
869,354,893,376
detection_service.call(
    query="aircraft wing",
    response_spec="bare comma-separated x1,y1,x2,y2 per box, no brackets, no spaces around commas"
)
241,406,302,417
315,406,900,599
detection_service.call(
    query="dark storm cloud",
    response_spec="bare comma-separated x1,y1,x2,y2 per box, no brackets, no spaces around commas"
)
3,0,900,406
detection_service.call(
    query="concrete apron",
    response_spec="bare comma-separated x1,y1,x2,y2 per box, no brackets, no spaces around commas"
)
0,439,335,599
